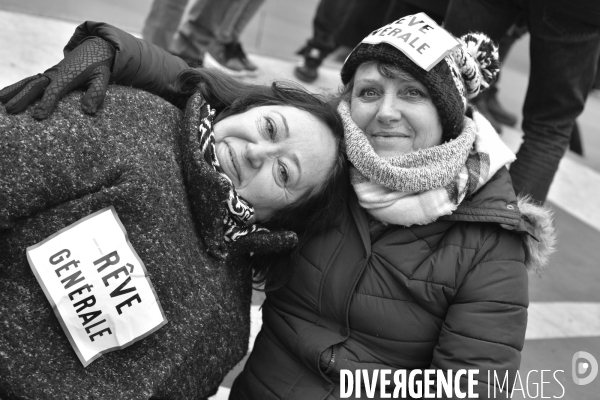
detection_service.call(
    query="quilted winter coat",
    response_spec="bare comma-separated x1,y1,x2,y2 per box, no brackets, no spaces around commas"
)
230,167,555,400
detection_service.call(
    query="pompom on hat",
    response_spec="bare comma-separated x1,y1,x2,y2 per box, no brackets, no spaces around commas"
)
341,16,500,140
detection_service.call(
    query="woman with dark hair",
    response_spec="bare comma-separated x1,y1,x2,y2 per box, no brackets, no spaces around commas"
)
1,36,348,247
0,29,347,399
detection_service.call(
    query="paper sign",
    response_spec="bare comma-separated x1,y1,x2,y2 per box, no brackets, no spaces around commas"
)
357,12,460,71
27,206,167,367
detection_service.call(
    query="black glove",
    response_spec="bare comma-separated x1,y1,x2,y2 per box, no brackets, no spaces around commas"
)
0,37,114,119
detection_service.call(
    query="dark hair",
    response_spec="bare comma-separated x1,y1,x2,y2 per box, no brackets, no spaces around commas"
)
175,68,349,286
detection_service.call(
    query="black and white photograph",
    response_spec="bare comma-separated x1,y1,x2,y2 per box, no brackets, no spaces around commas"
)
1,0,599,398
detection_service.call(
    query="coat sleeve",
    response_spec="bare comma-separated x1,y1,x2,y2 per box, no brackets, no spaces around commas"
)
430,227,529,399
63,21,189,106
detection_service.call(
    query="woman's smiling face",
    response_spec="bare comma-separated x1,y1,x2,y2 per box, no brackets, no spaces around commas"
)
350,63,443,158
213,105,337,223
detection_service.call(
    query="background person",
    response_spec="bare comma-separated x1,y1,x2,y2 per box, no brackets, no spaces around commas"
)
293,0,360,83
143,0,264,75
444,0,600,204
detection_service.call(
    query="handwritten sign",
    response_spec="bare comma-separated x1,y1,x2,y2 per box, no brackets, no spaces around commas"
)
27,206,167,367
356,12,460,71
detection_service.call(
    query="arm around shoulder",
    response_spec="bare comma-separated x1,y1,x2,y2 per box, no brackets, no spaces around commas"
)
65,21,189,104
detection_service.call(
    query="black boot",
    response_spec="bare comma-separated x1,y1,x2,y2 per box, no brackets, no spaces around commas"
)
294,45,324,83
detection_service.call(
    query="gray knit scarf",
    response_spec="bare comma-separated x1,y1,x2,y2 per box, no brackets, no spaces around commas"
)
338,100,516,226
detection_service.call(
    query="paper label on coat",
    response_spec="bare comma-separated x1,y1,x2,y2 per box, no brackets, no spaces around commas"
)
26,206,167,367
356,12,460,71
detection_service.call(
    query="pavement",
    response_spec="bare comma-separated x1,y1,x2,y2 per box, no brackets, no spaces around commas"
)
1,1,599,399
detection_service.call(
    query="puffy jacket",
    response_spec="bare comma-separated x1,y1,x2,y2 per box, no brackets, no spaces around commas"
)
230,167,556,400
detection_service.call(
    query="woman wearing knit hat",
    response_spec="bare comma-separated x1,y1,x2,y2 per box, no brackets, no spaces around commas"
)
0,32,348,399
1,14,557,398
228,16,556,399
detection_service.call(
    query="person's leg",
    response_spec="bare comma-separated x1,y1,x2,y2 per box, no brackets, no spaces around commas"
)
142,0,189,50
215,0,265,72
444,0,522,132
295,0,360,82
595,56,600,90
169,0,231,65
228,0,265,42
509,0,600,203
484,25,524,127
473,24,523,132
307,0,359,55
444,0,520,43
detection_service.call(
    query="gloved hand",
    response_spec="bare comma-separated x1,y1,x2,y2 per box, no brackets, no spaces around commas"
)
0,37,114,120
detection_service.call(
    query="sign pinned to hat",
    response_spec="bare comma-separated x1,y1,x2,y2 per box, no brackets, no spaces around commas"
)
357,12,460,71
27,206,167,367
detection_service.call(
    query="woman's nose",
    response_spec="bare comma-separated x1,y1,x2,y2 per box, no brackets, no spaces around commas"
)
376,94,402,124
245,142,278,168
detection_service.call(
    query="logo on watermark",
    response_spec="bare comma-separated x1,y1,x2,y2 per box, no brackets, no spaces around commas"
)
572,351,598,386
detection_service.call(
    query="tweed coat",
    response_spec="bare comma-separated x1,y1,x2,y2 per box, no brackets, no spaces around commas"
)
0,86,294,399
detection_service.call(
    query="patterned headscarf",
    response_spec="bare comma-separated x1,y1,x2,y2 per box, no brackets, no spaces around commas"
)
196,101,269,242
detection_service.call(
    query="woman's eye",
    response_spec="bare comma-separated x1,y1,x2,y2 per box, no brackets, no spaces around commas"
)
265,117,276,140
278,161,289,185
359,88,379,98
406,88,424,98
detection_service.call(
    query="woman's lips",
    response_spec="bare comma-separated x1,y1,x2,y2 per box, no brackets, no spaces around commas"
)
218,142,241,185
227,145,241,184
369,131,410,138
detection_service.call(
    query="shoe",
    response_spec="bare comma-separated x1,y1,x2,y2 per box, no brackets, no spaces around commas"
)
486,92,518,127
204,44,248,77
294,46,324,83
227,42,258,74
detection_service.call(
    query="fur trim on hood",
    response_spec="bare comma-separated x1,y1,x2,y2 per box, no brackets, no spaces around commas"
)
516,196,557,274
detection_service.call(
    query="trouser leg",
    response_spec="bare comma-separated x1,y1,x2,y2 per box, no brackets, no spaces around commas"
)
227,0,265,43
444,0,520,42
509,0,600,203
306,0,360,56
169,0,233,61
142,0,189,50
